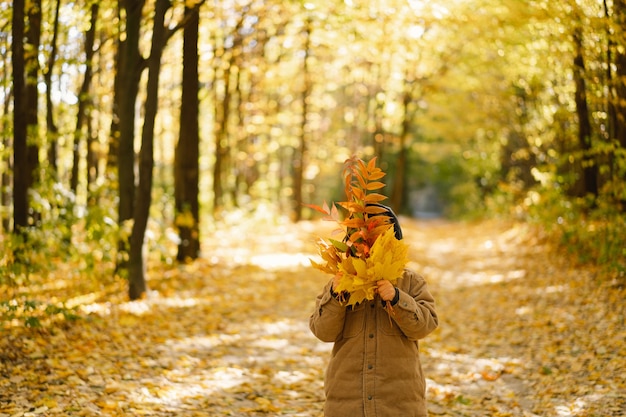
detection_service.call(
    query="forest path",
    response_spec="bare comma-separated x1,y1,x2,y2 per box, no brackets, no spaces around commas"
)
2,218,625,416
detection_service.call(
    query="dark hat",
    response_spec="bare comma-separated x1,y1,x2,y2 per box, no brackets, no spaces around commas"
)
367,203,403,240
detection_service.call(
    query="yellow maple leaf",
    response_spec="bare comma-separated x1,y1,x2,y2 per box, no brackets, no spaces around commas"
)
368,226,408,284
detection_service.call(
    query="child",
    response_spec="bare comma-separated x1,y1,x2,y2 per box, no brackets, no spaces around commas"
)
309,205,438,417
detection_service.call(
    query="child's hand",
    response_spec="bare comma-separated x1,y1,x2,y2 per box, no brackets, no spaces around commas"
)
376,280,396,301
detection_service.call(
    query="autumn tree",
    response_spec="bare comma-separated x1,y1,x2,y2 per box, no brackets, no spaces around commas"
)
12,0,28,232
117,0,145,250
70,3,99,194
610,0,626,207
211,4,248,213
126,0,204,299
25,0,42,224
43,0,60,174
1,0,624,291
0,26,10,232
174,2,201,261
292,15,311,222
127,0,170,300
572,23,598,198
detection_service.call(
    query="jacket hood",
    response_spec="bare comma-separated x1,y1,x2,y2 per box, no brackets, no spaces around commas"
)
367,203,403,240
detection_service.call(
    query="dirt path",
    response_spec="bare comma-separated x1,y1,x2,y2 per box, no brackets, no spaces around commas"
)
1,219,624,416
403,219,625,417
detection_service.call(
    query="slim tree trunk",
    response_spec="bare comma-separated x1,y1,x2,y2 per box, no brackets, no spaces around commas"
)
293,17,311,222
44,0,61,174
118,0,145,229
611,0,626,209
573,25,598,198
116,0,145,276
70,3,99,194
390,87,410,213
212,13,244,214
175,4,201,261
1,76,11,232
12,0,28,231
127,0,170,300
213,67,230,212
613,0,626,150
25,0,42,225
108,3,123,173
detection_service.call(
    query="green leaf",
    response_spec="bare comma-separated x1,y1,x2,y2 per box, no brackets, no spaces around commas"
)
329,238,349,252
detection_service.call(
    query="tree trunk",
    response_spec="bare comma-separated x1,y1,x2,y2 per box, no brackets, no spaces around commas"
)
293,17,311,222
613,0,626,150
12,0,28,231
213,56,232,213
175,4,201,262
44,0,61,174
610,0,626,209
211,10,245,214
390,88,410,213
1,83,10,232
86,109,99,191
118,0,145,229
25,0,42,225
70,3,99,194
116,0,145,276
573,25,598,198
127,0,170,300
86,4,101,193
108,4,123,173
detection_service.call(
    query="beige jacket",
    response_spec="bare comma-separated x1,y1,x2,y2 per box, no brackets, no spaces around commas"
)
309,269,438,417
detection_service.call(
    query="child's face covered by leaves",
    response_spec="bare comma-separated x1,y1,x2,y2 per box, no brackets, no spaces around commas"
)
308,156,409,307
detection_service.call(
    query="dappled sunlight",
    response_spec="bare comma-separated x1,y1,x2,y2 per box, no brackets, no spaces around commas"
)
126,315,329,415
81,291,213,318
164,333,242,351
101,366,251,413
427,268,527,288
427,349,520,382
4,219,625,416
250,253,313,270
405,220,538,289
407,219,626,416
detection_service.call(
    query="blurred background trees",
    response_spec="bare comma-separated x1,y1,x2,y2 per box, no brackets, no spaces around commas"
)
2,0,625,299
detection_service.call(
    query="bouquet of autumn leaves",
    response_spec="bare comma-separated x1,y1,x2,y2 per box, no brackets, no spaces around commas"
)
308,156,409,309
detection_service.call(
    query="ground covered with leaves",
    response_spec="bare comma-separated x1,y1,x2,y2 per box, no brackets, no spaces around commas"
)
1,218,625,416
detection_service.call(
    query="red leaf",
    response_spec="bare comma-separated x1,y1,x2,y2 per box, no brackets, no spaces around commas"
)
304,203,330,215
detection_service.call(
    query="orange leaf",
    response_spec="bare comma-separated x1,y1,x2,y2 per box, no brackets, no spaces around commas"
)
352,188,365,200
363,193,387,203
357,158,368,173
338,201,365,213
342,218,365,228
364,205,388,214
356,172,368,190
347,229,364,242
365,181,385,191
367,170,386,181
366,157,377,171
481,371,501,381
304,203,330,215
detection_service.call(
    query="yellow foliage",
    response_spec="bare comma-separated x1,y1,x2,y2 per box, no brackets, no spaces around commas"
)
334,227,409,307
175,211,196,228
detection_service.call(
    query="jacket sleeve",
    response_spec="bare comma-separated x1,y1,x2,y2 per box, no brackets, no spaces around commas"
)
309,279,347,343
392,269,438,341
